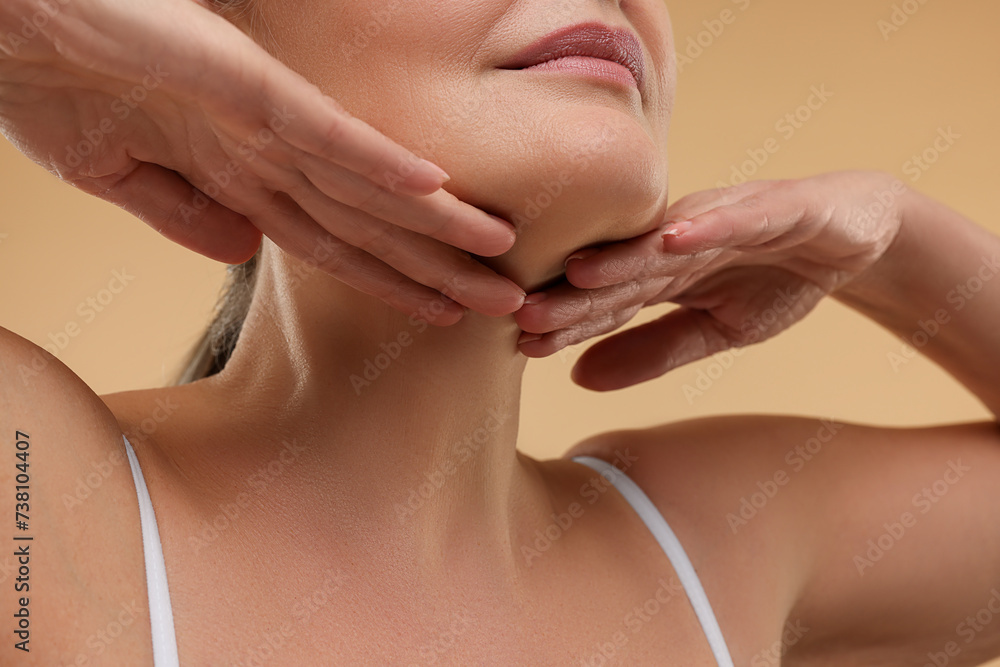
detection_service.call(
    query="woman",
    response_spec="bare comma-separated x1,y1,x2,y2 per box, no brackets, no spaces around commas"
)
1,1,999,666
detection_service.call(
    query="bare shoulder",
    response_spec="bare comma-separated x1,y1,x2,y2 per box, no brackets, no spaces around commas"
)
564,414,1000,665
563,413,851,542
0,326,152,663
563,414,847,661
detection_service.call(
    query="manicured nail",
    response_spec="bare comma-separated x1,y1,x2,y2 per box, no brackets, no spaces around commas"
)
518,332,543,345
564,247,600,268
523,292,547,306
420,159,450,184
662,220,692,238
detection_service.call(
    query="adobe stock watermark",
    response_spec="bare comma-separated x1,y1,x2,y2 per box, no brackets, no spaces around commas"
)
406,607,472,666
0,0,71,57
340,0,404,60
187,438,308,555
58,65,169,172
749,619,810,667
394,408,514,524
715,84,834,189
60,600,143,666
858,128,958,233
920,588,1000,667
887,254,999,372
675,0,753,74
555,340,585,366
510,120,619,233
902,126,959,182
853,458,971,576
62,396,179,511
381,91,485,193
579,576,684,667
348,279,466,396
726,419,844,534
229,568,348,667
176,105,296,224
17,268,136,386
682,285,806,404
522,449,638,567
877,0,933,41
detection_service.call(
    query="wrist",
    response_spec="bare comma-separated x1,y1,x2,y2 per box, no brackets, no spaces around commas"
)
832,183,922,322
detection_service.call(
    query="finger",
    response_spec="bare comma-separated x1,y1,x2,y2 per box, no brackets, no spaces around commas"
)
170,3,451,196
175,152,525,317
277,94,451,196
661,182,822,256
514,274,670,334
91,160,262,264
559,181,789,289
248,192,467,325
517,304,644,358
662,179,777,224
563,183,813,289
274,178,526,317
296,152,516,257
569,307,739,391
562,222,725,290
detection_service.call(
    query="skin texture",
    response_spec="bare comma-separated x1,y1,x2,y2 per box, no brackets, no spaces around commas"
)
2,0,1000,665
245,0,674,292
0,0,528,320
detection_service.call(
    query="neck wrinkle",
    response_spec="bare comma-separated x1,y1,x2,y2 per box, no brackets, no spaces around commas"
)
202,239,554,573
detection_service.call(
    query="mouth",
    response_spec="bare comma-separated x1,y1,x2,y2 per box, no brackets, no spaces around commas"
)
498,21,646,95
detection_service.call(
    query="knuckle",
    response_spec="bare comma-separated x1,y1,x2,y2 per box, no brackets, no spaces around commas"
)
613,304,643,328
347,180,389,213
320,114,353,157
598,256,637,283
426,204,458,239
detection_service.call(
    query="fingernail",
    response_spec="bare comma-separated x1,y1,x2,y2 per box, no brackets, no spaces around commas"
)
487,214,517,232
421,159,450,184
518,332,543,345
564,248,600,268
523,292,547,306
662,220,692,238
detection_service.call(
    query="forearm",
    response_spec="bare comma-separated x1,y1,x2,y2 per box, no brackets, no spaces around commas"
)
835,187,1000,419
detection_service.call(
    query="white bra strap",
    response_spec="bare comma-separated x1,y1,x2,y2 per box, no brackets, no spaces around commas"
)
572,455,735,667
123,435,180,667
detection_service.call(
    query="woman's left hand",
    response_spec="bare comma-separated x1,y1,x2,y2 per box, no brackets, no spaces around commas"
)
513,171,907,390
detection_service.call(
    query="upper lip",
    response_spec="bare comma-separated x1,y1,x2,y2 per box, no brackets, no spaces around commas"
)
498,22,646,94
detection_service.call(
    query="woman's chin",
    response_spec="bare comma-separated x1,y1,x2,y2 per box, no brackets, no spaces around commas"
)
494,181,668,293
433,106,669,293
477,195,668,295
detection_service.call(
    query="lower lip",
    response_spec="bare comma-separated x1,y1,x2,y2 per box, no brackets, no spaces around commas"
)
518,56,638,90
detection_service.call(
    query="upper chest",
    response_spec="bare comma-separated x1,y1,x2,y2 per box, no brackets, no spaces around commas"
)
137,464,776,667
91,392,793,665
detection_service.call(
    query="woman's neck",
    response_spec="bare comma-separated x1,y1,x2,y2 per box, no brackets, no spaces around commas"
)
192,240,554,573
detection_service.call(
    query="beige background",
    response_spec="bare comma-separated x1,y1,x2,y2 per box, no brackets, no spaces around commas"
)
1,1,998,663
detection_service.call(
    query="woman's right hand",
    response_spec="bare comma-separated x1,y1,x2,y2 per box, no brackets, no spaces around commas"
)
0,0,525,322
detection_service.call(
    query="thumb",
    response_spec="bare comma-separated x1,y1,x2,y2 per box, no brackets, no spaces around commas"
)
570,307,736,391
